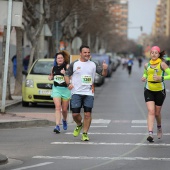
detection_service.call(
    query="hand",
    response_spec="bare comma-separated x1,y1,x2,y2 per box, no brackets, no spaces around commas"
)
92,84,95,93
102,60,108,70
141,77,146,82
60,68,65,74
48,74,53,81
67,83,74,90
153,75,162,81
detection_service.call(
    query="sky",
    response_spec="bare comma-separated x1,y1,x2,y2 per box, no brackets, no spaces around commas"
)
128,0,158,40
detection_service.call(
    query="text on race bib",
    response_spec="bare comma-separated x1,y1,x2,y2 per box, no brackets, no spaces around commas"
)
54,75,65,84
81,75,92,85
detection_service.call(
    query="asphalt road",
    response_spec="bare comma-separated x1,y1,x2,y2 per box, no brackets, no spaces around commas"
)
1,60,170,170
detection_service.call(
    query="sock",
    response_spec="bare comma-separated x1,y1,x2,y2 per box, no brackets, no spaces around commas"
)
157,125,161,129
78,123,82,127
149,131,153,135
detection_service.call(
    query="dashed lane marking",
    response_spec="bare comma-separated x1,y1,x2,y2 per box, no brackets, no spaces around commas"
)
51,142,170,146
65,132,170,136
90,126,108,127
92,119,111,124
33,156,170,161
131,126,147,128
132,120,147,123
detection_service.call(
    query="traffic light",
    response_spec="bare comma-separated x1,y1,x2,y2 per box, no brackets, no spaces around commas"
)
140,26,143,32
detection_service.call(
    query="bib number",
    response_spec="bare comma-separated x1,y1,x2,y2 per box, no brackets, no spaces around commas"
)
81,75,92,85
54,75,65,84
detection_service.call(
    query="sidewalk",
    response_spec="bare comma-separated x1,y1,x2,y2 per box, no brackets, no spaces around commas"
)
0,95,73,165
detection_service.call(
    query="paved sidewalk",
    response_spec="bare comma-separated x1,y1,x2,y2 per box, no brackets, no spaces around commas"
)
0,95,73,165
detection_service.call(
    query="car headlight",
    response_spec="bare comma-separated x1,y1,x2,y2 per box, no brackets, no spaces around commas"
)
25,79,34,87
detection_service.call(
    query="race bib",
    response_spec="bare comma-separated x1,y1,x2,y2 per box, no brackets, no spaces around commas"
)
54,75,65,84
81,75,92,85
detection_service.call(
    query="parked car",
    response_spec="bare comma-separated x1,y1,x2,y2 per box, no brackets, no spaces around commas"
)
106,52,120,71
91,58,105,86
91,54,113,77
22,58,54,107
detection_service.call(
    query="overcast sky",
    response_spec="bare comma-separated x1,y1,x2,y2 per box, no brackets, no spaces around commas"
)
128,0,158,40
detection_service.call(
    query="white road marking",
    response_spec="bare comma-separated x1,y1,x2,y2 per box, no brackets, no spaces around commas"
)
92,119,111,124
33,156,170,161
132,120,147,123
11,162,53,170
112,120,130,123
90,126,108,127
65,132,170,136
131,126,147,128
51,142,170,146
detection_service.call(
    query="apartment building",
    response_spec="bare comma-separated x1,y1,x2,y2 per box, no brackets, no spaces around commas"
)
109,0,128,38
153,0,170,37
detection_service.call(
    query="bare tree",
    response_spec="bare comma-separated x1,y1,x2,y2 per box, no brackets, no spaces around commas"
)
22,0,46,70
13,27,23,95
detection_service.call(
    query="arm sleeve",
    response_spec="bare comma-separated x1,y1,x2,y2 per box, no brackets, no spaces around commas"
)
143,69,147,78
164,68,170,80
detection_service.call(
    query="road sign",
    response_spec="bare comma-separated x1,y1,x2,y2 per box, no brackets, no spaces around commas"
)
0,1,23,27
72,37,82,49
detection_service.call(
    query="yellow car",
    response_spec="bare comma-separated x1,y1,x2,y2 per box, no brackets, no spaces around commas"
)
22,58,54,107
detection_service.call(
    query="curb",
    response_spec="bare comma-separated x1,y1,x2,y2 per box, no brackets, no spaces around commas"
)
0,119,55,129
5,100,22,110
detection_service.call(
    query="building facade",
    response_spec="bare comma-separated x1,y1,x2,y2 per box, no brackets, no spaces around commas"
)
109,0,128,38
153,0,170,37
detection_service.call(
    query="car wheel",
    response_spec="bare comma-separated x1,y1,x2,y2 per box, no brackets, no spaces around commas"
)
22,100,29,107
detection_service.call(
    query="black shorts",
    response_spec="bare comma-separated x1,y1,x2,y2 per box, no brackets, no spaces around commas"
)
144,88,166,106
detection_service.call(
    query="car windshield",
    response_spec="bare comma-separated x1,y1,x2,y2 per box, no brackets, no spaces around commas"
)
30,60,53,75
91,59,101,65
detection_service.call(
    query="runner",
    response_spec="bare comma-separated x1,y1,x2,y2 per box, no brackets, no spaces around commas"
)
141,46,170,142
64,45,108,141
127,57,133,76
48,51,71,133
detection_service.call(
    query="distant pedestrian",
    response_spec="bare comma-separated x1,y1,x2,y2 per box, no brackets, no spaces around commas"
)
48,51,71,133
127,57,133,75
11,55,17,78
138,56,143,68
23,55,30,71
64,45,108,141
141,46,170,142
121,56,127,69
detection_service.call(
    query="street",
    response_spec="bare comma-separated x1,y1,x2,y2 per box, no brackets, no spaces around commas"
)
1,60,170,170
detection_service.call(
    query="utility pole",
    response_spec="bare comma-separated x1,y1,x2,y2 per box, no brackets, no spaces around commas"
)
38,0,44,58
1,0,12,113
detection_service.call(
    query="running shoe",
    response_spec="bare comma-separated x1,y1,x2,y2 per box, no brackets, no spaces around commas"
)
147,135,154,142
157,128,162,139
54,125,60,133
62,119,67,130
81,133,89,141
73,124,83,137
